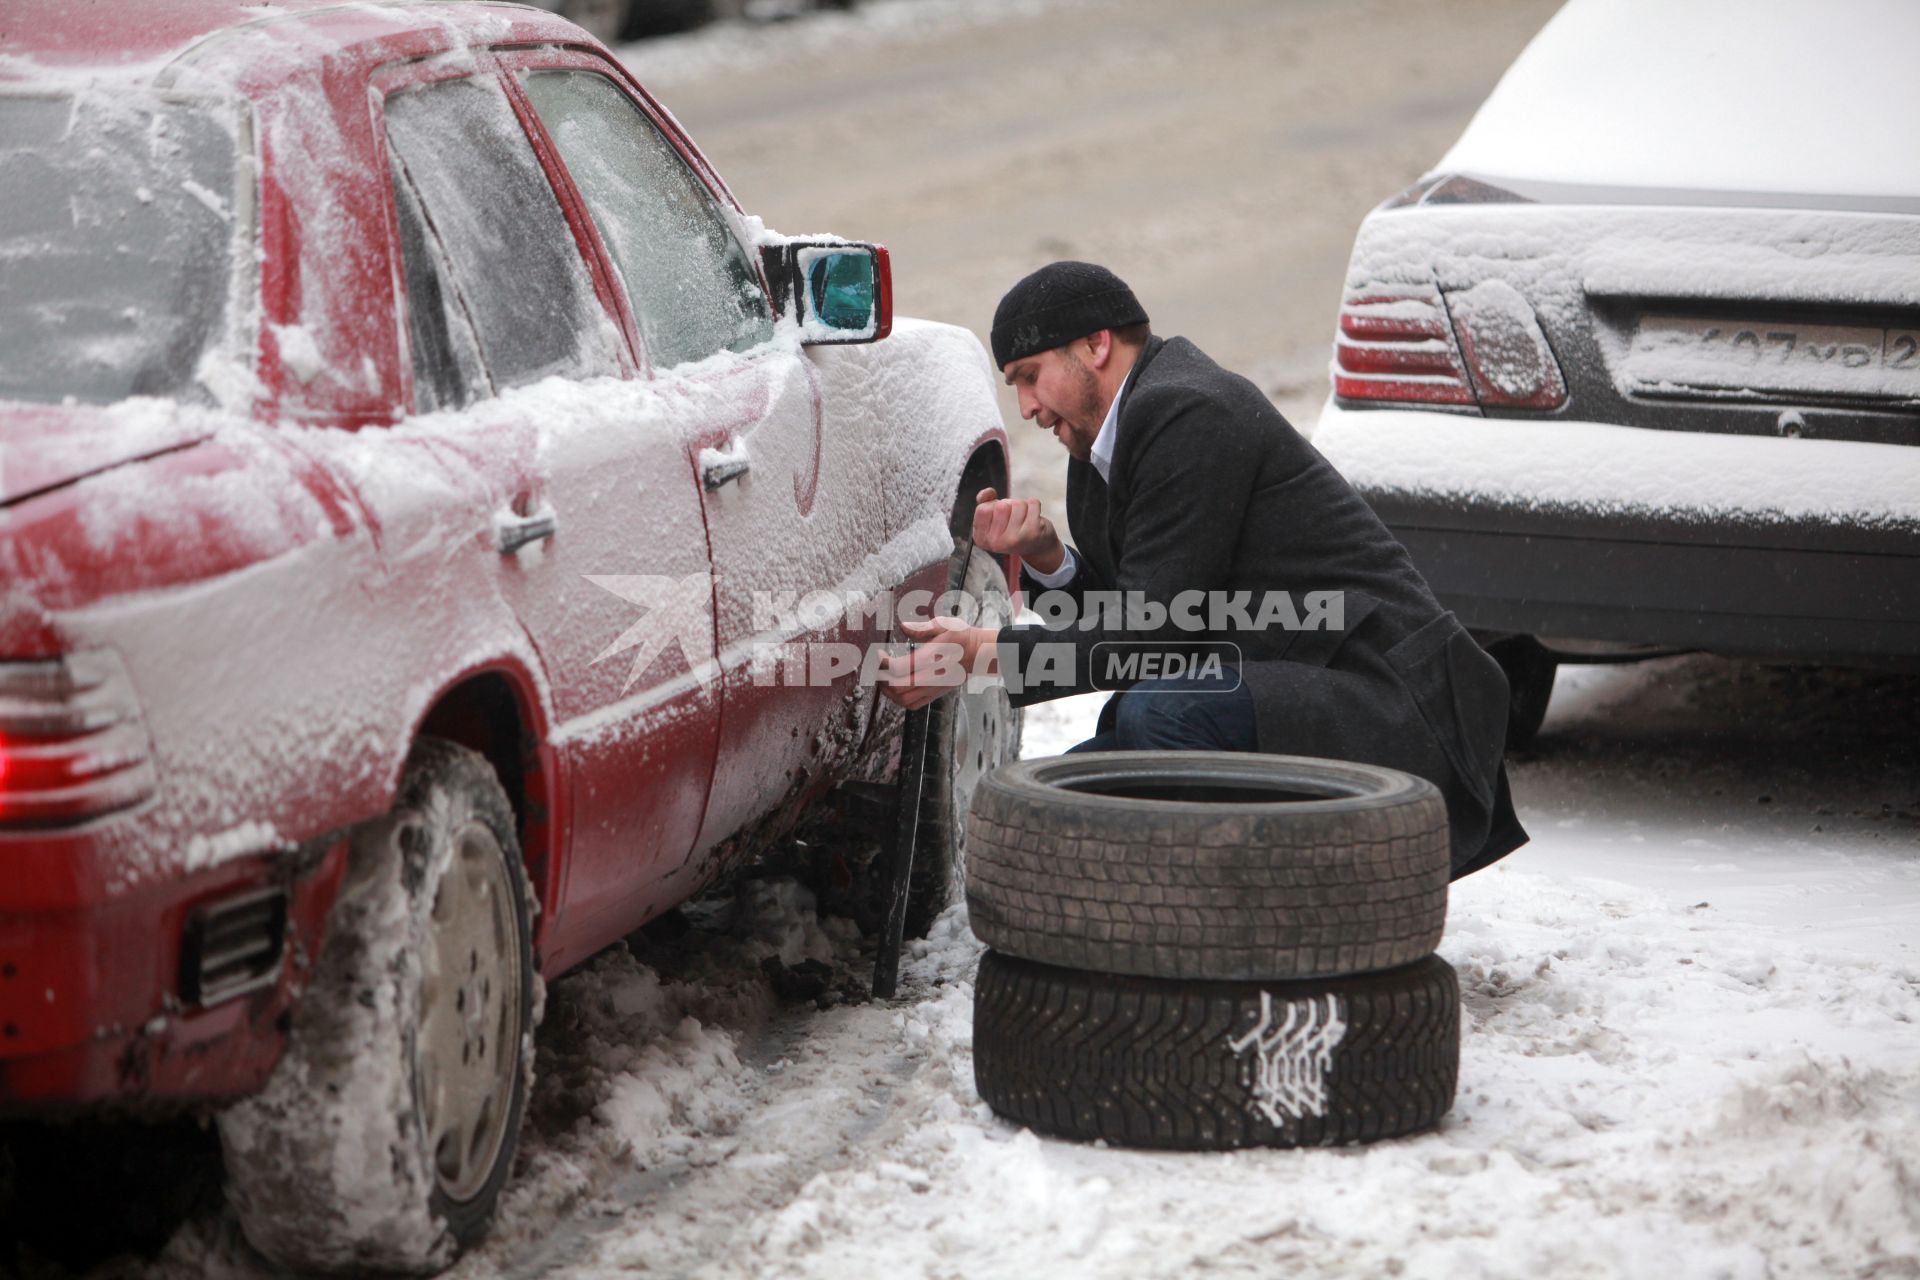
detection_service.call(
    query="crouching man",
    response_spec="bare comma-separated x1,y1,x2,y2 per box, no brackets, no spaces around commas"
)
880,261,1526,879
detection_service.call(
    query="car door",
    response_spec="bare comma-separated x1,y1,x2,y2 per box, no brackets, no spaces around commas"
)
513,57,870,864
377,62,723,969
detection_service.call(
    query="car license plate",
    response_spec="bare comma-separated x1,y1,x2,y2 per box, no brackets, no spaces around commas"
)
1626,315,1920,401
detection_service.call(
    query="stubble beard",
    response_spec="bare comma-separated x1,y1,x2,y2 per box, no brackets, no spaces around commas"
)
1057,350,1105,462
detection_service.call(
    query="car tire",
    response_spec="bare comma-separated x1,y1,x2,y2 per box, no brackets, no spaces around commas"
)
973,951,1458,1151
966,753,1448,981
1488,636,1557,750
903,541,1022,938
218,738,536,1276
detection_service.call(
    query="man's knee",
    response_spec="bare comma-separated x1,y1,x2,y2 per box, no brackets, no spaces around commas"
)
1113,677,1254,753
1113,686,1183,750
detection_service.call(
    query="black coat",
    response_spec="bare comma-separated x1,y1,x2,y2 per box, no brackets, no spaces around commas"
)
996,335,1527,878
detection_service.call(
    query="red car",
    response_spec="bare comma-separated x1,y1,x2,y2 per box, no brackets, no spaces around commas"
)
0,0,1015,1269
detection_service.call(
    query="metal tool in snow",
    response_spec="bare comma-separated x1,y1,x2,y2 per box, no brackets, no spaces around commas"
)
872,534,975,998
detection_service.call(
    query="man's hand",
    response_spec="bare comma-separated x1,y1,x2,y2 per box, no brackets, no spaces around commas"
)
972,487,1066,577
877,614,1000,710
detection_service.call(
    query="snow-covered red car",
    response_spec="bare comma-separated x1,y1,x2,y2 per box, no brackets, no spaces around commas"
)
1313,0,1920,744
0,0,1015,1269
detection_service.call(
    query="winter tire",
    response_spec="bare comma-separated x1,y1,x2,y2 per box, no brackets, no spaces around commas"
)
218,738,536,1275
966,752,1448,982
903,540,1022,938
973,951,1458,1151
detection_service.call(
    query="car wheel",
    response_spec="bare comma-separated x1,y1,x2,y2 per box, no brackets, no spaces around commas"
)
966,752,1449,981
1488,635,1557,750
218,738,535,1276
900,541,1023,938
974,951,1459,1150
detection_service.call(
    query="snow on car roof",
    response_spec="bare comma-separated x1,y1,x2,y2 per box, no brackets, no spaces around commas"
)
1435,0,1920,203
0,0,572,84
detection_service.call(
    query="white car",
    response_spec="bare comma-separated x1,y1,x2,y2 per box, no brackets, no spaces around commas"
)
1313,0,1920,744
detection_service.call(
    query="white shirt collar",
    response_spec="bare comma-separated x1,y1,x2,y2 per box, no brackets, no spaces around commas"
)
1089,363,1135,484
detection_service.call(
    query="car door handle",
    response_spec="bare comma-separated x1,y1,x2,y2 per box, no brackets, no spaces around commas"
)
702,453,750,491
496,510,557,555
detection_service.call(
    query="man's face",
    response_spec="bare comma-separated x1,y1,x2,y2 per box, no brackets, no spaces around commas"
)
1003,344,1105,462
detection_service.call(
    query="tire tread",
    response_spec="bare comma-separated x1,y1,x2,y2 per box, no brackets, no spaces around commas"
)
973,951,1458,1150
967,756,1448,980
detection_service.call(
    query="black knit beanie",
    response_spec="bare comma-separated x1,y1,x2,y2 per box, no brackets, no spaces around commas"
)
990,261,1149,368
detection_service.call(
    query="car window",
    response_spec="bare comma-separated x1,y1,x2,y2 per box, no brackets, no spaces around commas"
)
521,70,773,371
388,157,489,412
383,75,622,394
0,93,241,407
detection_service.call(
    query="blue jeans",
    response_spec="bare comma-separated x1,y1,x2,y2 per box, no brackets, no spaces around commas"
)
1067,672,1259,754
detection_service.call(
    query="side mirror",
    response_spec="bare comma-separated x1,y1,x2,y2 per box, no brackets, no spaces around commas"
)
760,239,893,345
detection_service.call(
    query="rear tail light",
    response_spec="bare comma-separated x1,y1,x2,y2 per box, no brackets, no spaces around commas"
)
0,651,157,828
1447,279,1568,411
1334,286,1477,407
1333,280,1568,412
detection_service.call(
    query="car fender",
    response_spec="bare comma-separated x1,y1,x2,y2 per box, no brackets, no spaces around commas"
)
805,317,1011,583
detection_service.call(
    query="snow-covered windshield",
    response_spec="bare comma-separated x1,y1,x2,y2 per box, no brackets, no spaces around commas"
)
1438,0,1920,202
0,93,244,406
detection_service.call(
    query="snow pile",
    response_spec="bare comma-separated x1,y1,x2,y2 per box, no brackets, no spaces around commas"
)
530,950,754,1168
483,878,864,1241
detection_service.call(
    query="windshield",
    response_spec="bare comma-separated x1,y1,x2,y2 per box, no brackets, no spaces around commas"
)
0,93,246,407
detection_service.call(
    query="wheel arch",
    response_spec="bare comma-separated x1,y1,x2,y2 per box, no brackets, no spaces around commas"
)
952,440,1010,535
410,662,563,948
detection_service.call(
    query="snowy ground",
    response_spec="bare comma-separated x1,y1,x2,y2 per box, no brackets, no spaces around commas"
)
17,1,1918,1276
474,659,1920,1280
62,655,1915,1280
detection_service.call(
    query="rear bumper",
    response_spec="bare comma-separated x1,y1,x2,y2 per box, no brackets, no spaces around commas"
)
1314,403,1920,659
0,833,348,1116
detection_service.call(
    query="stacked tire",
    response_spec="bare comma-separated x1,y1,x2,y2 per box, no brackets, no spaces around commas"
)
966,752,1460,1151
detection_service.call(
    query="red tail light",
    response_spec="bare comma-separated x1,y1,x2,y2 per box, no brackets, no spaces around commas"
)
1333,287,1476,407
1333,281,1568,412
0,652,156,828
